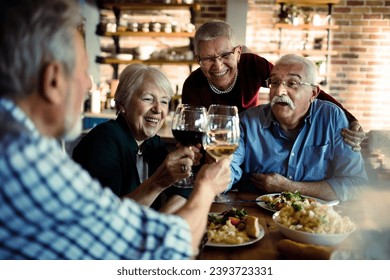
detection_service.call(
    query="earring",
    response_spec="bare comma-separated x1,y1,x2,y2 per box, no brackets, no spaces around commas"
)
122,110,126,113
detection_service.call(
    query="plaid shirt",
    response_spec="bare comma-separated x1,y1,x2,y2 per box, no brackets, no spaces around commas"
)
0,98,192,259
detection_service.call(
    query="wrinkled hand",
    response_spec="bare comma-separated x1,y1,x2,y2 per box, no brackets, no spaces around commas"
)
195,157,231,197
176,143,203,165
191,143,203,166
250,173,290,193
341,121,366,152
153,146,195,188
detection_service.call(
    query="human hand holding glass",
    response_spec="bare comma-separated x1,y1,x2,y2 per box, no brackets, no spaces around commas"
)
171,104,207,188
203,105,240,201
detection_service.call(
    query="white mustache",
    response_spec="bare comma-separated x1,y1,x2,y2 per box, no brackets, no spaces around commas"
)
270,95,296,110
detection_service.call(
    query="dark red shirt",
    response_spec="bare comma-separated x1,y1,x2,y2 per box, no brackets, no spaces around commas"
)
182,53,356,122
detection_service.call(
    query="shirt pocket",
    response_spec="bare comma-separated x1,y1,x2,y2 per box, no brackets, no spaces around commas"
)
300,144,331,181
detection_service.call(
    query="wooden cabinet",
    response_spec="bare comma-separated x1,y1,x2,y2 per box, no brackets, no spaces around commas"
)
274,0,339,85
96,1,200,78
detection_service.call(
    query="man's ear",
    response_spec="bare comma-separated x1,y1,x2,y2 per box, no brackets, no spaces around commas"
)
41,62,66,104
236,45,242,62
311,85,320,102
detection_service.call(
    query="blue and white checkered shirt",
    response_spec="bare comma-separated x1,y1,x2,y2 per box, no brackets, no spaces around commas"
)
0,98,192,259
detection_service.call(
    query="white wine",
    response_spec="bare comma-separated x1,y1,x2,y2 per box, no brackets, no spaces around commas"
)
205,144,239,161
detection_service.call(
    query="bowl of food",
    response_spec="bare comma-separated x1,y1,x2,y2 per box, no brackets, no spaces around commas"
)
272,202,356,246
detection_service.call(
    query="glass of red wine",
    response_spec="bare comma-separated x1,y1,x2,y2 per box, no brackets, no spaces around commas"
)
171,104,207,188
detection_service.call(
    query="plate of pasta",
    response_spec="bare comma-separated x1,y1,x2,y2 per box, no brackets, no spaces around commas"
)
206,208,265,247
273,202,356,246
257,191,327,212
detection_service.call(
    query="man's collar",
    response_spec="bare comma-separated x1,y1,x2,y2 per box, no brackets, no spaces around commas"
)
0,97,39,137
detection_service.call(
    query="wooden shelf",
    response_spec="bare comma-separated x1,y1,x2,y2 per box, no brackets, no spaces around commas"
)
83,110,175,141
84,111,116,119
274,0,339,85
275,0,340,6
98,2,201,12
96,1,200,78
97,30,195,38
273,49,338,56
275,23,339,30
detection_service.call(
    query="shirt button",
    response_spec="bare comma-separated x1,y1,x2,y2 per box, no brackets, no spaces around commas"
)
291,152,295,157
288,175,293,179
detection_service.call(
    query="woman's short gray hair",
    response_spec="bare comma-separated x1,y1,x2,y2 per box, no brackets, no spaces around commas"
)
194,20,237,55
275,54,318,85
0,0,82,99
114,64,174,114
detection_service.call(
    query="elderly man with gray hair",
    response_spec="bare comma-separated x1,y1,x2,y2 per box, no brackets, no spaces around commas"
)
0,0,231,260
229,54,368,202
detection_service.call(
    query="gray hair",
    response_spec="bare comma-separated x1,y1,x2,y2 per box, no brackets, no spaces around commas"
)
275,54,318,84
194,20,237,55
0,0,83,99
114,64,174,114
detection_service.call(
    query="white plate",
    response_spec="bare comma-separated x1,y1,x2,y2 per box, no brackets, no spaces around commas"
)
256,193,327,212
206,216,265,247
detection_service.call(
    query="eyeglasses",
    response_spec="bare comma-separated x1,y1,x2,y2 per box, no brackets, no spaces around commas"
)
77,17,86,38
198,46,238,67
265,78,317,90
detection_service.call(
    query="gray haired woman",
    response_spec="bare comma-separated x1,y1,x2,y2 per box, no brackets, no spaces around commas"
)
73,64,198,211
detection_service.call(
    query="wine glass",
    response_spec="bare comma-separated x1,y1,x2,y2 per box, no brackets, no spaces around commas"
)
171,104,207,188
203,105,240,201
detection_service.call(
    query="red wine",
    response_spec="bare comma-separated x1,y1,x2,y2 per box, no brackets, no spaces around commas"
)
172,129,203,146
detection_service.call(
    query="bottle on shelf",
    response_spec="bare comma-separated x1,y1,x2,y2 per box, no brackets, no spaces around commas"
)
169,84,181,113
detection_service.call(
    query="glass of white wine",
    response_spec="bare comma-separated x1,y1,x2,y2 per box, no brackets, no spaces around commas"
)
203,105,240,202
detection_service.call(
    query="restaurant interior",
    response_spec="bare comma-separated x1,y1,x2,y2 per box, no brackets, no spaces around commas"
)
69,0,390,259
78,0,390,185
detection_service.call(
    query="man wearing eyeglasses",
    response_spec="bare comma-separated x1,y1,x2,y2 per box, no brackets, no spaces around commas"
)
181,20,365,152
228,54,368,202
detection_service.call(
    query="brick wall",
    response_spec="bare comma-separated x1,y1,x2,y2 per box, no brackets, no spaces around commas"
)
98,0,390,132
245,0,390,132
197,0,227,23
164,0,227,92
330,0,390,131
198,0,390,132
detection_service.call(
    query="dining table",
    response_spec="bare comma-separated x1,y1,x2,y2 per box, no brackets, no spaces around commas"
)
197,191,284,260
197,191,362,260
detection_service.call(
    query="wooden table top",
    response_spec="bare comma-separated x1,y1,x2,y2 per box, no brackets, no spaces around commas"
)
198,192,284,260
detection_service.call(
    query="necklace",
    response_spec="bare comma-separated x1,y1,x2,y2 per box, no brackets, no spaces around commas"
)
208,70,238,95
137,143,144,155
122,113,144,156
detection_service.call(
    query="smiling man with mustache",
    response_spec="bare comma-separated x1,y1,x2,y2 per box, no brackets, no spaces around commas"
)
270,94,296,111
228,54,368,202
